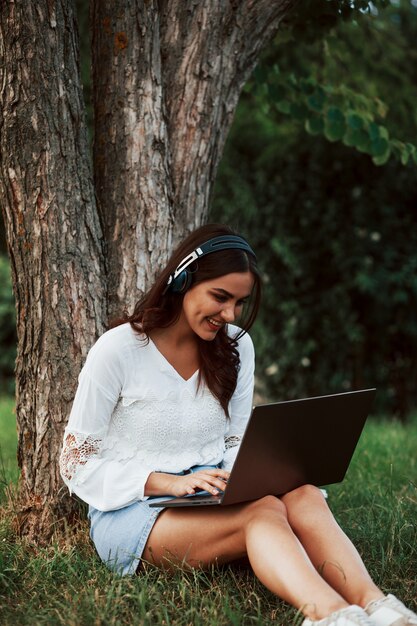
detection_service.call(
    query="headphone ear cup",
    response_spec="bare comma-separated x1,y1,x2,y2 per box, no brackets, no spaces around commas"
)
171,270,192,293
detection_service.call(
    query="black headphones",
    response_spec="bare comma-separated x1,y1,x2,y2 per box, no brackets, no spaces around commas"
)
165,235,256,294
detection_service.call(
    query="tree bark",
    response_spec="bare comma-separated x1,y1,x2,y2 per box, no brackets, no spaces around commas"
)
91,0,296,317
0,0,107,539
91,0,174,318
0,0,296,541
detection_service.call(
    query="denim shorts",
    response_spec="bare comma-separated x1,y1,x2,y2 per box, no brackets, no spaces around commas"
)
88,464,218,576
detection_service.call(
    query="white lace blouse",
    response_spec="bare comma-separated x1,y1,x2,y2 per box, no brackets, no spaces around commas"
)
59,323,255,512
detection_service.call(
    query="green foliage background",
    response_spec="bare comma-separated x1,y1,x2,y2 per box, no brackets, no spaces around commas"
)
0,259,15,394
210,0,417,418
1,0,417,418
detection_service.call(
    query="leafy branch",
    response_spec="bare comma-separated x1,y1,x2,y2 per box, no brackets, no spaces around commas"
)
252,66,417,167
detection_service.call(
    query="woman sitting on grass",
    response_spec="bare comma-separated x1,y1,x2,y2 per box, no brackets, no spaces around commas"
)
60,223,416,626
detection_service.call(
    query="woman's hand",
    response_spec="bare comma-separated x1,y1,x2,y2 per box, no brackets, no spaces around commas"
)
168,468,230,497
144,468,230,498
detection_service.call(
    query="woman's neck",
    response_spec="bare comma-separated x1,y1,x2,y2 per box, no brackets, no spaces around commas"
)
150,314,196,348
149,324,200,381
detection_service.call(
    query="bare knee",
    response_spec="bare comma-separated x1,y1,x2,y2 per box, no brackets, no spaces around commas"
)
281,484,330,529
243,494,288,525
282,483,327,506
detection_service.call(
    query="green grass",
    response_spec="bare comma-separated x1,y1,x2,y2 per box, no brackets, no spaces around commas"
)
0,396,19,497
0,397,416,625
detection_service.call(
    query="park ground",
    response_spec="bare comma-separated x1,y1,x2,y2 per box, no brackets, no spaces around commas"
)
0,395,416,626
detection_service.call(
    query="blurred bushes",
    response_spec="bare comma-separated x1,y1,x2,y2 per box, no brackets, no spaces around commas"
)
211,2,417,419
0,256,16,394
212,115,417,418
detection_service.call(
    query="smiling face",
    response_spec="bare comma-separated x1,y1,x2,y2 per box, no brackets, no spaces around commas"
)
178,271,255,341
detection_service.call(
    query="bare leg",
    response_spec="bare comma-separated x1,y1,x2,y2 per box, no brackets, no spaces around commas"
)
281,485,384,608
144,495,351,620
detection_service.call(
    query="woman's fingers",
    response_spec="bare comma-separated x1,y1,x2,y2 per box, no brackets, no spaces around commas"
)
186,479,219,495
192,469,230,485
184,471,229,495
201,468,230,480
169,469,231,496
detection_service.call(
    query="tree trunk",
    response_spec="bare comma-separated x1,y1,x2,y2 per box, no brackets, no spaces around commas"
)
92,0,296,317
0,0,107,540
91,0,174,318
0,0,296,542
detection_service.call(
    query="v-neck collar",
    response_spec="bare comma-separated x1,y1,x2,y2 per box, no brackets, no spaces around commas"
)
148,337,199,383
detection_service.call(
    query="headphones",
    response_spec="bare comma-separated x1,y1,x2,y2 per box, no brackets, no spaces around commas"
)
164,235,256,294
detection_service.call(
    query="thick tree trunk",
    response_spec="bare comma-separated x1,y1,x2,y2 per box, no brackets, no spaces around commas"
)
91,0,174,317
92,0,296,316
0,0,296,541
0,1,107,539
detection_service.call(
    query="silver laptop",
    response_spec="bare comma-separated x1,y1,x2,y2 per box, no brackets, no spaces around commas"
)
149,388,376,508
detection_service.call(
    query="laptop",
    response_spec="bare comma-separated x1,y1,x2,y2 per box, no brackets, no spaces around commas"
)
149,388,376,508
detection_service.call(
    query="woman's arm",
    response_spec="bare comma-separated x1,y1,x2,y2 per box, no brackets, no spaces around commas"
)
60,329,153,511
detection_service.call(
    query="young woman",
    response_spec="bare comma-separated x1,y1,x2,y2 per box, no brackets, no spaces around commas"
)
60,224,416,626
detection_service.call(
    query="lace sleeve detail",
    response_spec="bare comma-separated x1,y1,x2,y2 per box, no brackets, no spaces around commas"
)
59,430,101,482
225,435,241,450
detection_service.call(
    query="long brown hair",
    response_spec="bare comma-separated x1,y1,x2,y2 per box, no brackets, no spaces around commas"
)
114,224,261,415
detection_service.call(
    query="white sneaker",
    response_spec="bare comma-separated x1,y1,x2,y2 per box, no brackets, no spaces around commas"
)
302,605,374,626
365,594,417,626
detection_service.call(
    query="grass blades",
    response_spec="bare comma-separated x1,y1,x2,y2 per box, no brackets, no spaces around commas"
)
0,398,416,625
0,396,18,502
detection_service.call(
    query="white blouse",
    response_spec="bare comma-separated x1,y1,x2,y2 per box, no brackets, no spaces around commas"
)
59,323,255,512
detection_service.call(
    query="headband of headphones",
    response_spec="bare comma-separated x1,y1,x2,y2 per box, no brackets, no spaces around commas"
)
165,235,256,293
